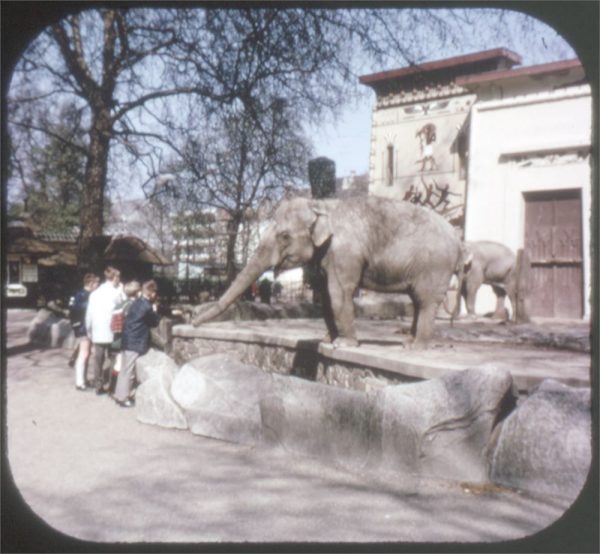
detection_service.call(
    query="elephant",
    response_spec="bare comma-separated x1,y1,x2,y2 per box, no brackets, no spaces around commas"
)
461,240,517,321
193,196,463,348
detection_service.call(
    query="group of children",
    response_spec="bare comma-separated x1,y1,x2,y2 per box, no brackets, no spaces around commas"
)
68,267,161,408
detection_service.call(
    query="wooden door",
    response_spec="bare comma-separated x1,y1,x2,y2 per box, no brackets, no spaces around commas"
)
524,190,583,318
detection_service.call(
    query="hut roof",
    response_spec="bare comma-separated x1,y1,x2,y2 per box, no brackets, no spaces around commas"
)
103,234,171,265
37,251,78,267
7,237,56,255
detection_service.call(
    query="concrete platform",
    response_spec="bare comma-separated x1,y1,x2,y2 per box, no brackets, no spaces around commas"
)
172,316,592,393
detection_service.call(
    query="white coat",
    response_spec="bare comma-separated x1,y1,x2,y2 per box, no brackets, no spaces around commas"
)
85,282,126,344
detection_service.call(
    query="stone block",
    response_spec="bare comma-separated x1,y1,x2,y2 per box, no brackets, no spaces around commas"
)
171,353,273,445
260,375,380,472
50,319,74,348
487,379,591,500
168,353,514,482
136,348,179,383
28,309,61,346
374,366,516,481
136,371,187,430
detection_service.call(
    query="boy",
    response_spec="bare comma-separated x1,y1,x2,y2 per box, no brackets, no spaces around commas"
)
113,280,161,407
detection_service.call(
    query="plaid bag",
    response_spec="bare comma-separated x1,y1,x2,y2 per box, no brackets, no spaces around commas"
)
111,310,124,333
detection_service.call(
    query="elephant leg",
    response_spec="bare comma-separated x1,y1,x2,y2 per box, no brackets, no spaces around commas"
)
503,274,519,323
409,293,420,337
326,274,359,348
412,301,439,348
464,268,483,317
319,279,338,343
491,285,508,320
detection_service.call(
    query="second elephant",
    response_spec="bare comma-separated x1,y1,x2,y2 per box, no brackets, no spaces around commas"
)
193,196,463,348
461,240,517,321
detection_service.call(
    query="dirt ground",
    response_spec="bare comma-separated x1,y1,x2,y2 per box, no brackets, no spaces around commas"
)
2,309,597,551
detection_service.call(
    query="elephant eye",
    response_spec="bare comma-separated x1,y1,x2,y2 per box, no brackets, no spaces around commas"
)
277,231,291,244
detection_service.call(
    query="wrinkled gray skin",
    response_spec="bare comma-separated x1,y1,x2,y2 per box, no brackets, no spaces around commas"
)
193,196,463,348
462,241,517,321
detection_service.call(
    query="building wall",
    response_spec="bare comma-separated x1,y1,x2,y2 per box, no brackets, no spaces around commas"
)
368,92,476,225
464,85,592,318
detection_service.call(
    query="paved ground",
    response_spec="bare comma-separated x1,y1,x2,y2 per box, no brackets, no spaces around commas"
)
2,309,596,551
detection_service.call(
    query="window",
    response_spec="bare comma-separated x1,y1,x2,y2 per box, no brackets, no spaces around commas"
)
386,144,394,186
8,260,20,284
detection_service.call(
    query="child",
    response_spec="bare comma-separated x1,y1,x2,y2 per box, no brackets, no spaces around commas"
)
109,280,141,392
113,280,161,408
68,273,100,390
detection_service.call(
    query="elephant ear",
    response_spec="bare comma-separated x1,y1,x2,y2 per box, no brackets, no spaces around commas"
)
310,204,332,247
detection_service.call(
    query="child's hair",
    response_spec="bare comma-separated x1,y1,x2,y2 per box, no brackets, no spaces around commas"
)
142,279,158,295
124,281,141,298
83,273,99,286
104,266,120,280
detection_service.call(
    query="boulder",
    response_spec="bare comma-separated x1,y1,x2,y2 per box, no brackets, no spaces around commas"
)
374,366,516,481
169,353,515,482
171,353,273,445
50,319,75,348
136,371,187,430
136,348,179,383
487,379,591,500
260,375,380,472
28,309,62,346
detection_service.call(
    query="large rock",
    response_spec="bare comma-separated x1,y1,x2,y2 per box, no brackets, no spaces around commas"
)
374,367,515,481
170,353,515,481
171,353,273,445
135,349,187,429
50,319,75,348
28,309,62,346
136,371,187,430
261,365,515,480
136,348,179,383
487,379,591,500
260,374,380,472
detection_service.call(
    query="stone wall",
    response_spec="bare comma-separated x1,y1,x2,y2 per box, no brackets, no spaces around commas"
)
171,336,413,393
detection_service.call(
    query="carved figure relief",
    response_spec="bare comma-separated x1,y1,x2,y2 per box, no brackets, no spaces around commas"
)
403,177,464,226
416,123,438,172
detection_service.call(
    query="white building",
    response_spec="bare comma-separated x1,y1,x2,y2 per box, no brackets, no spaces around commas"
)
360,49,592,319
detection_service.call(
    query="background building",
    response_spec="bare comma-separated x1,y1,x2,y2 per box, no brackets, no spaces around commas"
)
360,48,591,319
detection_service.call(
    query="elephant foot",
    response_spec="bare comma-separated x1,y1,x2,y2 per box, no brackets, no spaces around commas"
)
331,336,359,349
403,336,438,350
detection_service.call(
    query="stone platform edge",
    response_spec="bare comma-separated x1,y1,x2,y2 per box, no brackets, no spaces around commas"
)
172,323,454,381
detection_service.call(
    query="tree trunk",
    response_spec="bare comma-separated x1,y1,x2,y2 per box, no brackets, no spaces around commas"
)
78,109,111,271
225,214,241,285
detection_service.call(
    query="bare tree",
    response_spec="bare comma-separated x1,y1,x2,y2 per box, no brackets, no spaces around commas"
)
7,5,576,271
159,97,311,283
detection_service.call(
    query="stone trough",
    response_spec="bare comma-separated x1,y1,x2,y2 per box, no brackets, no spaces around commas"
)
135,348,591,503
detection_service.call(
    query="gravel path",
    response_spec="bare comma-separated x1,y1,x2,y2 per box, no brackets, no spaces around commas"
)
3,309,590,550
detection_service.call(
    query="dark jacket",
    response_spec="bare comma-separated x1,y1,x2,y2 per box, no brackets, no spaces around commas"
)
69,289,91,338
121,296,161,355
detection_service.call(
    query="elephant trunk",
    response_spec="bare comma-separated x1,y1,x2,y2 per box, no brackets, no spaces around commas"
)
192,226,277,326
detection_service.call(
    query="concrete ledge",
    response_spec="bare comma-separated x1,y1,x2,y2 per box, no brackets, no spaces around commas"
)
172,320,590,393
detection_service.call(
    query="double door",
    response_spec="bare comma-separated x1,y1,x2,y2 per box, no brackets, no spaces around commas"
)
524,190,583,319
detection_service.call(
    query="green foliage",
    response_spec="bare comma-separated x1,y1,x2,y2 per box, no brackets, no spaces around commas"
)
9,102,86,234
